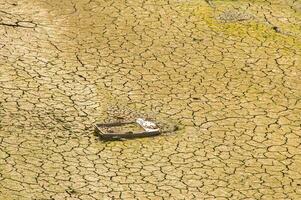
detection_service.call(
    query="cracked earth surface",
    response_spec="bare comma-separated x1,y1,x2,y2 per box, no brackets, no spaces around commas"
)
0,0,301,199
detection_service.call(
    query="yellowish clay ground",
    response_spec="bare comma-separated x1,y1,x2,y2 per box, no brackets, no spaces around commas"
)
0,0,301,199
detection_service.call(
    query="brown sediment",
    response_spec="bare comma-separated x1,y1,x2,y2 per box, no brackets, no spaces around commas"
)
0,0,300,199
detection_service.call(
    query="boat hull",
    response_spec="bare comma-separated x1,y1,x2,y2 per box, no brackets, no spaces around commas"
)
94,122,161,140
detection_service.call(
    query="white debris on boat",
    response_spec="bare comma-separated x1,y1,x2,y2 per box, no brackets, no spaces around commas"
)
136,118,160,132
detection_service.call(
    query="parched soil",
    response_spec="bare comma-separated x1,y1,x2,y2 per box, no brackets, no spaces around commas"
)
0,0,300,199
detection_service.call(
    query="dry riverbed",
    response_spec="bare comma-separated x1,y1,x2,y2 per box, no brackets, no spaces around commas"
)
0,0,301,199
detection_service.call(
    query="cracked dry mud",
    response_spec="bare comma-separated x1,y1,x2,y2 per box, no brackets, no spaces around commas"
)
0,0,301,199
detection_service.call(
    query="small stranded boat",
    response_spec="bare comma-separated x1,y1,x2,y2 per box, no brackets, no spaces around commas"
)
94,119,161,140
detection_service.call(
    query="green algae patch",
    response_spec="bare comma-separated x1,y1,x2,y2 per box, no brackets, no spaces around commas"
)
179,3,301,49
